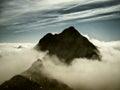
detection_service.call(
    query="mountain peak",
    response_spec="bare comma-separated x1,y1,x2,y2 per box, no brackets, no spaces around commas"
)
67,26,75,30
61,26,81,36
36,26,101,64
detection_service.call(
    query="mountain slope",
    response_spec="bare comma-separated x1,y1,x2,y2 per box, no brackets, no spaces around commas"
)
0,59,73,90
0,75,72,90
0,75,41,90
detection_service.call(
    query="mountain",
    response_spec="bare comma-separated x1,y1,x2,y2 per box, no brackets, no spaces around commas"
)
35,26,101,64
0,59,73,90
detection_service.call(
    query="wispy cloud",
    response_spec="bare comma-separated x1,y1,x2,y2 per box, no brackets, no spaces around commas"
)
0,0,120,33
56,4,120,22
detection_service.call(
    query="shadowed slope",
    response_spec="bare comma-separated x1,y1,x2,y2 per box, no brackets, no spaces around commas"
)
0,59,73,90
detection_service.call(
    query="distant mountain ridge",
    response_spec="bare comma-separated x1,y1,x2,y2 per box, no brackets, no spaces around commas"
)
36,26,101,64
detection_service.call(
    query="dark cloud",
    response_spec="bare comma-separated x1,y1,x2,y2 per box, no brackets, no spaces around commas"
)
0,0,7,14
58,0,120,14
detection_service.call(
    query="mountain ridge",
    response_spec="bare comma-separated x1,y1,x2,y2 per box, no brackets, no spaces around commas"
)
0,59,73,90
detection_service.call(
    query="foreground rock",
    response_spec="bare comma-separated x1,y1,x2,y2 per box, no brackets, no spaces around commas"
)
36,26,101,64
0,75,40,90
0,75,72,90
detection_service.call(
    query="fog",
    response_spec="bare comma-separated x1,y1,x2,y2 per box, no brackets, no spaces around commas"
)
0,43,46,84
0,39,120,90
41,40,120,90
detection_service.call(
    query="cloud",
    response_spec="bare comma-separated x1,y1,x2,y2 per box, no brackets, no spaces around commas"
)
39,39,120,90
0,37,120,90
0,0,120,33
55,4,120,23
0,43,46,84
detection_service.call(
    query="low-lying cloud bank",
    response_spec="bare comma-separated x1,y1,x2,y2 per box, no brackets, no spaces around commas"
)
40,39,120,90
0,38,120,90
0,43,46,84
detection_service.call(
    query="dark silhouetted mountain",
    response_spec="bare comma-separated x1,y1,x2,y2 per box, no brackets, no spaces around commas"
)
0,75,40,90
0,59,73,90
0,75,72,90
36,26,101,64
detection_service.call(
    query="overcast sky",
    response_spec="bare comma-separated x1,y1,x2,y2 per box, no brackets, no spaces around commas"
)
0,0,120,42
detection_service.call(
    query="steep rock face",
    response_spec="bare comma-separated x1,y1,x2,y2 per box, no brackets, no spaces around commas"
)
36,26,101,64
0,60,73,90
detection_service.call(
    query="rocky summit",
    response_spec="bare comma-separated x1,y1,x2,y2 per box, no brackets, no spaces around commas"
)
36,26,101,64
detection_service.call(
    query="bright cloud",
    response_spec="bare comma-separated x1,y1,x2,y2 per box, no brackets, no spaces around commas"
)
0,37,120,90
0,43,46,84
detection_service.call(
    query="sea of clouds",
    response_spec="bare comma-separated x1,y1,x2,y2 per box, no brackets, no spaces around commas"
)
0,38,120,90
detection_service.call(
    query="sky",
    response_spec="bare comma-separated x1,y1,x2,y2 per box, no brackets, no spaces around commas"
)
0,0,120,42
